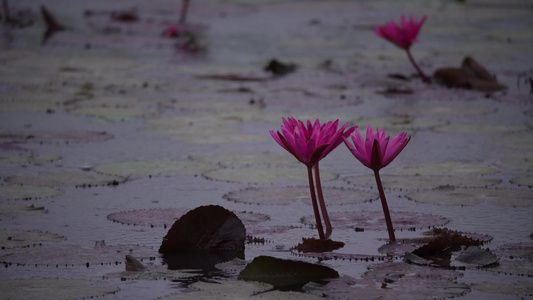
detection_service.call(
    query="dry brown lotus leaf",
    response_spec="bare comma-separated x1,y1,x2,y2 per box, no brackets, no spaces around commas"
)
224,186,377,205
0,229,64,249
203,167,337,184
435,123,528,134
510,175,533,188
190,151,297,167
345,174,500,190
472,281,533,297
0,279,119,300
5,171,125,187
388,103,496,117
0,184,63,200
0,203,47,219
397,162,499,176
407,187,533,207
94,160,217,178
0,153,61,165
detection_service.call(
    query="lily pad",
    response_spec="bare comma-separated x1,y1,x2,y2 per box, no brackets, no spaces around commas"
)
493,242,533,259
301,211,449,231
224,186,377,205
350,116,448,133
238,255,339,291
190,151,297,167
0,130,114,144
107,208,269,228
491,132,533,151
455,246,499,267
345,174,500,190
407,187,533,206
203,167,337,184
0,203,47,219
5,171,125,187
388,103,496,117
510,175,533,188
0,229,64,249
94,160,217,178
471,281,533,297
0,184,63,200
397,162,499,176
0,279,119,300
0,152,61,165
435,123,528,134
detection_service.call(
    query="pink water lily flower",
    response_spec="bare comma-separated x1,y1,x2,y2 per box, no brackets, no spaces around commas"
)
344,125,410,172
374,15,431,83
271,117,356,241
374,15,426,50
270,118,355,167
344,125,410,242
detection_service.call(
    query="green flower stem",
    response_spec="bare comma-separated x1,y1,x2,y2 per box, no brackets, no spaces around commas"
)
406,49,431,83
314,163,332,239
308,166,325,240
373,170,396,242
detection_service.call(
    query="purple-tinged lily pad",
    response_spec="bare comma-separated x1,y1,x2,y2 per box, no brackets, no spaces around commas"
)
345,174,500,191
0,229,64,249
5,171,125,187
0,130,113,144
0,184,63,200
94,160,217,178
224,186,377,205
301,211,449,232
491,132,533,151
471,281,533,297
351,116,448,134
397,162,499,176
0,203,47,219
0,242,155,266
408,187,533,207
203,167,337,184
493,242,533,259
388,103,496,117
510,175,533,188
0,152,61,165
190,151,297,167
0,279,119,300
305,262,470,300
435,123,529,134
107,208,269,228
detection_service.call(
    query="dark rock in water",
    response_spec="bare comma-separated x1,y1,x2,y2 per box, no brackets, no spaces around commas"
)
238,255,339,291
159,205,246,254
263,59,297,77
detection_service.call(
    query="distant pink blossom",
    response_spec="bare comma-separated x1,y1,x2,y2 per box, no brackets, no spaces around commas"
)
374,15,426,50
270,118,356,167
344,125,410,172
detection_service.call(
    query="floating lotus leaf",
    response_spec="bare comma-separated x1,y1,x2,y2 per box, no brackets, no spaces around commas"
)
489,260,533,277
345,174,500,190
0,153,61,165
301,211,449,231
455,246,499,267
397,162,499,176
107,208,269,228
498,156,533,171
407,187,533,206
493,242,533,259
305,262,470,300
388,104,496,117
69,99,158,122
0,184,63,200
488,243,533,277
108,266,196,281
0,279,119,300
0,229,64,249
204,167,337,184
5,171,125,187
161,96,265,113
435,123,528,134
190,151,297,167
0,203,47,219
491,132,533,151
0,243,155,266
510,175,533,188
0,130,113,144
158,279,324,300
224,186,377,205
472,281,533,297
350,116,448,133
94,160,217,178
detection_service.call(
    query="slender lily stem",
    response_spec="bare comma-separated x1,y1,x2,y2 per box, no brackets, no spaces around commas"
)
314,163,332,239
179,0,190,24
406,48,431,83
373,170,396,242
307,166,325,240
